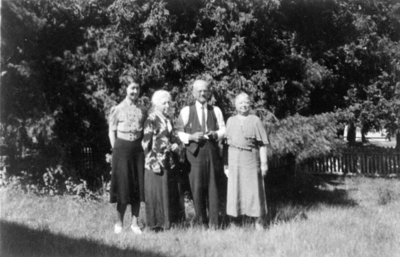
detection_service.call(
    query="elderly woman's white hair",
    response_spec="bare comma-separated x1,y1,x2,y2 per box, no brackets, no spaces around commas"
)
151,89,171,107
234,92,250,108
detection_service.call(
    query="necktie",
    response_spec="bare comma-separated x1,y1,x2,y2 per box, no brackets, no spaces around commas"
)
201,105,206,133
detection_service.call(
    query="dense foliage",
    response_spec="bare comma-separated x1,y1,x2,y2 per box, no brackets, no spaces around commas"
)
267,111,351,161
1,0,400,189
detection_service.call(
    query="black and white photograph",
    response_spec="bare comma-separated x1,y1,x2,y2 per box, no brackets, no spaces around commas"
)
1,0,400,256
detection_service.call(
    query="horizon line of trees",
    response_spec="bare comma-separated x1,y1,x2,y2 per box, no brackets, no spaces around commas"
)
1,0,400,186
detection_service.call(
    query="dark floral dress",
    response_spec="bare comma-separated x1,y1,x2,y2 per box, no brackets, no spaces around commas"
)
141,111,184,229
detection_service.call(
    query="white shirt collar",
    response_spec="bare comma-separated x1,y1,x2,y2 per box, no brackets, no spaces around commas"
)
195,101,207,109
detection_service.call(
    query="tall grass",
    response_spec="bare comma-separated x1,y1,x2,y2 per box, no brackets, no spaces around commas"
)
1,176,400,257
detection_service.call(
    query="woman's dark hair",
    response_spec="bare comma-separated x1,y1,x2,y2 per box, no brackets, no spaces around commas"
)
119,75,139,88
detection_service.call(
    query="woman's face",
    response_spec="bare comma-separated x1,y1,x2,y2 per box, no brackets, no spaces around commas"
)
126,82,140,101
236,95,251,115
155,97,171,116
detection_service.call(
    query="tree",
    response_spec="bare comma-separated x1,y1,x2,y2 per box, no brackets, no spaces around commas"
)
1,0,110,184
2,0,400,188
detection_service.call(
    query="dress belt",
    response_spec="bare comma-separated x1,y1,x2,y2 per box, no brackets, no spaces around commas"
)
117,131,141,141
228,144,253,151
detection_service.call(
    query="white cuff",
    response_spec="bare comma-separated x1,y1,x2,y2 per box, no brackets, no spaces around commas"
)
177,131,190,145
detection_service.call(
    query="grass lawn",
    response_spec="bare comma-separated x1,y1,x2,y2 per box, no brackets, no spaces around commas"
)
1,175,400,257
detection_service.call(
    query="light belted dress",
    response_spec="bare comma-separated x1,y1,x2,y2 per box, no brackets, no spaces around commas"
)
225,114,269,218
109,98,146,204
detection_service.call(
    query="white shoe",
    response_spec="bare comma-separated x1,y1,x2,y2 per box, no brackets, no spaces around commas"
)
130,224,143,235
255,222,264,231
114,223,123,234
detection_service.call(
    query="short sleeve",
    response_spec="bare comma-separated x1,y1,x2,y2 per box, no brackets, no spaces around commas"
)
225,117,233,139
108,106,118,131
253,116,269,145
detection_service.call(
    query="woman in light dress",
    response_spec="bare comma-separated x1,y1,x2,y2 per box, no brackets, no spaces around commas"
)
225,92,269,229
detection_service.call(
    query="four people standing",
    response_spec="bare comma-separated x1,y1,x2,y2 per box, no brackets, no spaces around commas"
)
108,77,269,233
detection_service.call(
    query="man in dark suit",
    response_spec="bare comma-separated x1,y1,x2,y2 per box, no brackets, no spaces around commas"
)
176,79,226,228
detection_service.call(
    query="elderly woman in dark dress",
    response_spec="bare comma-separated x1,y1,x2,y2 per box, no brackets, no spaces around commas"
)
108,77,146,234
142,90,184,231
225,92,269,230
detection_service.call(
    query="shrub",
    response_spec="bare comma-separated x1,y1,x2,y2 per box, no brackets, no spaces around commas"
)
1,164,100,200
265,112,350,161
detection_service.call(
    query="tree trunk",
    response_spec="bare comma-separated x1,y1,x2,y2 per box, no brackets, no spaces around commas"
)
361,125,368,143
396,132,400,150
347,122,356,146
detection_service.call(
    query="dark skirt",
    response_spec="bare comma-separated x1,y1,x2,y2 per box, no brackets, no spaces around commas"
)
110,138,144,204
144,166,185,230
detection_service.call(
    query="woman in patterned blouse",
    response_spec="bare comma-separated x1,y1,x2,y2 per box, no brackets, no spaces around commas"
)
108,76,146,234
142,90,184,231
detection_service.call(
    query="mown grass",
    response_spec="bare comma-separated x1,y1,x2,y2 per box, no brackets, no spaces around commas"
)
1,176,400,257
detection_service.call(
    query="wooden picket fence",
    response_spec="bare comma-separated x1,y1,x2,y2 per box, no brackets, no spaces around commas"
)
81,146,95,170
78,146,400,177
69,145,400,178
298,148,400,176
4,144,399,178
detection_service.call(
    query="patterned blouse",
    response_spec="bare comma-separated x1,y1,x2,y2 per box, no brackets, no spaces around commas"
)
141,111,181,173
109,98,146,139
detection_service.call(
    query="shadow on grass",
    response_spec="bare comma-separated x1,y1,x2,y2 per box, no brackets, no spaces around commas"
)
0,221,165,257
265,169,358,223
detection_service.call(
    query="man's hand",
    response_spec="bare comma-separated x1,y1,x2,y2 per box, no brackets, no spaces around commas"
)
206,131,218,141
261,162,268,177
189,132,205,143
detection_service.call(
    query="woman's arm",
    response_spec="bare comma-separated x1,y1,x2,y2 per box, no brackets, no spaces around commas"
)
223,118,231,177
259,145,268,176
223,142,229,177
109,130,116,149
108,106,118,149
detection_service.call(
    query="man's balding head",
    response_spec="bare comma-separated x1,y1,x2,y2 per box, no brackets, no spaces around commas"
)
192,79,210,104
